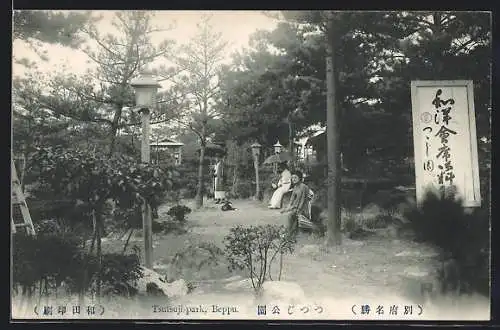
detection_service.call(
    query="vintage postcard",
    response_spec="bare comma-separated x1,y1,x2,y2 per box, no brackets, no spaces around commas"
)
11,9,491,322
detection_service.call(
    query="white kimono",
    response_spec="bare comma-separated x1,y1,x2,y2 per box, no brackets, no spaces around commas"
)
269,169,292,208
213,160,226,200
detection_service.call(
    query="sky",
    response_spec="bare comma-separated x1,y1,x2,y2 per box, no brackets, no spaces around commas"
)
12,10,280,79
12,10,282,140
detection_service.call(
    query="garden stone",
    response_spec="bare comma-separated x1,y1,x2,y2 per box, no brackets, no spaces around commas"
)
222,275,243,283
135,266,188,298
395,250,440,258
260,281,306,304
402,265,431,278
167,278,189,297
224,278,254,290
343,238,365,246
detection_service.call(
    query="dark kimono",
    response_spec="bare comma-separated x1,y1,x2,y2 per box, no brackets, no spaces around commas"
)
286,182,311,236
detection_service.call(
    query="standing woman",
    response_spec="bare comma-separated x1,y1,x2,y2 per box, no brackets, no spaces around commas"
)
268,162,292,209
213,155,226,204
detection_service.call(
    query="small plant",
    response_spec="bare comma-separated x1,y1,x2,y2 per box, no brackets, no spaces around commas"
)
91,253,143,297
167,205,192,223
186,281,197,294
168,241,225,282
341,208,362,233
364,210,398,229
171,242,224,272
223,224,296,294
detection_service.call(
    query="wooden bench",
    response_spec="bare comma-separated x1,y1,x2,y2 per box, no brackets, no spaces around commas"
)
298,189,315,229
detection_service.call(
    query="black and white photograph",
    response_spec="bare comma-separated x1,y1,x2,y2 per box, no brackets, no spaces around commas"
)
11,10,492,321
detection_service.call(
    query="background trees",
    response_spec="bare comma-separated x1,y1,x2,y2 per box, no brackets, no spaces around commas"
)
13,10,491,203
219,11,491,179
168,15,228,208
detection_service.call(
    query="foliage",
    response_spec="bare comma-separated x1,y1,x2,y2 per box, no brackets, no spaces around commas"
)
167,205,192,223
172,242,224,273
232,179,254,199
29,146,175,212
12,231,83,295
162,221,189,235
173,159,209,199
12,230,142,298
404,189,489,296
13,10,95,51
220,11,491,183
22,145,175,297
90,253,143,297
13,11,181,157
223,225,296,293
34,217,88,239
168,241,226,282
166,14,229,208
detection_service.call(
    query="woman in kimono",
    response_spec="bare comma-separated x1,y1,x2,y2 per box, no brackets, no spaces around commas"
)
213,155,226,204
268,162,292,209
280,170,310,238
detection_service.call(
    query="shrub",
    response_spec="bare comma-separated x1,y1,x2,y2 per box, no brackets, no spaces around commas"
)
233,179,253,199
161,219,189,235
167,205,192,223
223,225,296,293
170,241,225,281
12,230,143,298
363,210,400,230
90,253,143,297
404,189,490,296
12,232,83,296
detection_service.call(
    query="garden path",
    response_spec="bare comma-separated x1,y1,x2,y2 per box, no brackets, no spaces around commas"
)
140,199,490,320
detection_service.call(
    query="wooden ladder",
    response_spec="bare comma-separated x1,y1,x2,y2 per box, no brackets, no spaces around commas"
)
11,159,36,236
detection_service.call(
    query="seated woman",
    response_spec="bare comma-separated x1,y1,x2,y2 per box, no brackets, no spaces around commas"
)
280,170,311,238
268,162,292,209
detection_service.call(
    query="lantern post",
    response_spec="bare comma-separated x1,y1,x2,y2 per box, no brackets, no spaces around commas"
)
251,142,262,200
130,72,161,268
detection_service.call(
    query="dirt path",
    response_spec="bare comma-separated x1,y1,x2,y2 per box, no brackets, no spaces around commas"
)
102,199,490,320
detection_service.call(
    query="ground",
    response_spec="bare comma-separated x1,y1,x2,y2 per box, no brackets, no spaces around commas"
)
12,199,490,320
101,199,489,320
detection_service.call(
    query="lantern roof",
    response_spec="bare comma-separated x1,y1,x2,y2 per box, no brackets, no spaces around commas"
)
273,140,283,147
130,72,161,88
251,142,262,148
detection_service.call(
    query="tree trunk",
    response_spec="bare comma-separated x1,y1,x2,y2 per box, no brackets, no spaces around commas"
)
95,210,103,299
288,115,294,167
254,155,260,200
122,228,135,255
325,11,342,246
195,135,206,209
79,210,97,307
108,104,123,157
231,162,239,197
19,153,26,193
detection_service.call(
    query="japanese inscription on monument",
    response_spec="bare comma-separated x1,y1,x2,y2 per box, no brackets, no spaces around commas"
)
410,80,481,207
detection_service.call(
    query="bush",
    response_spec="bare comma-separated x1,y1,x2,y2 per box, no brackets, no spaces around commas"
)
12,232,83,296
341,209,363,234
167,205,192,223
363,209,400,230
89,253,143,297
223,225,296,293
169,241,225,281
161,219,189,235
174,160,212,199
12,230,143,298
404,189,490,296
